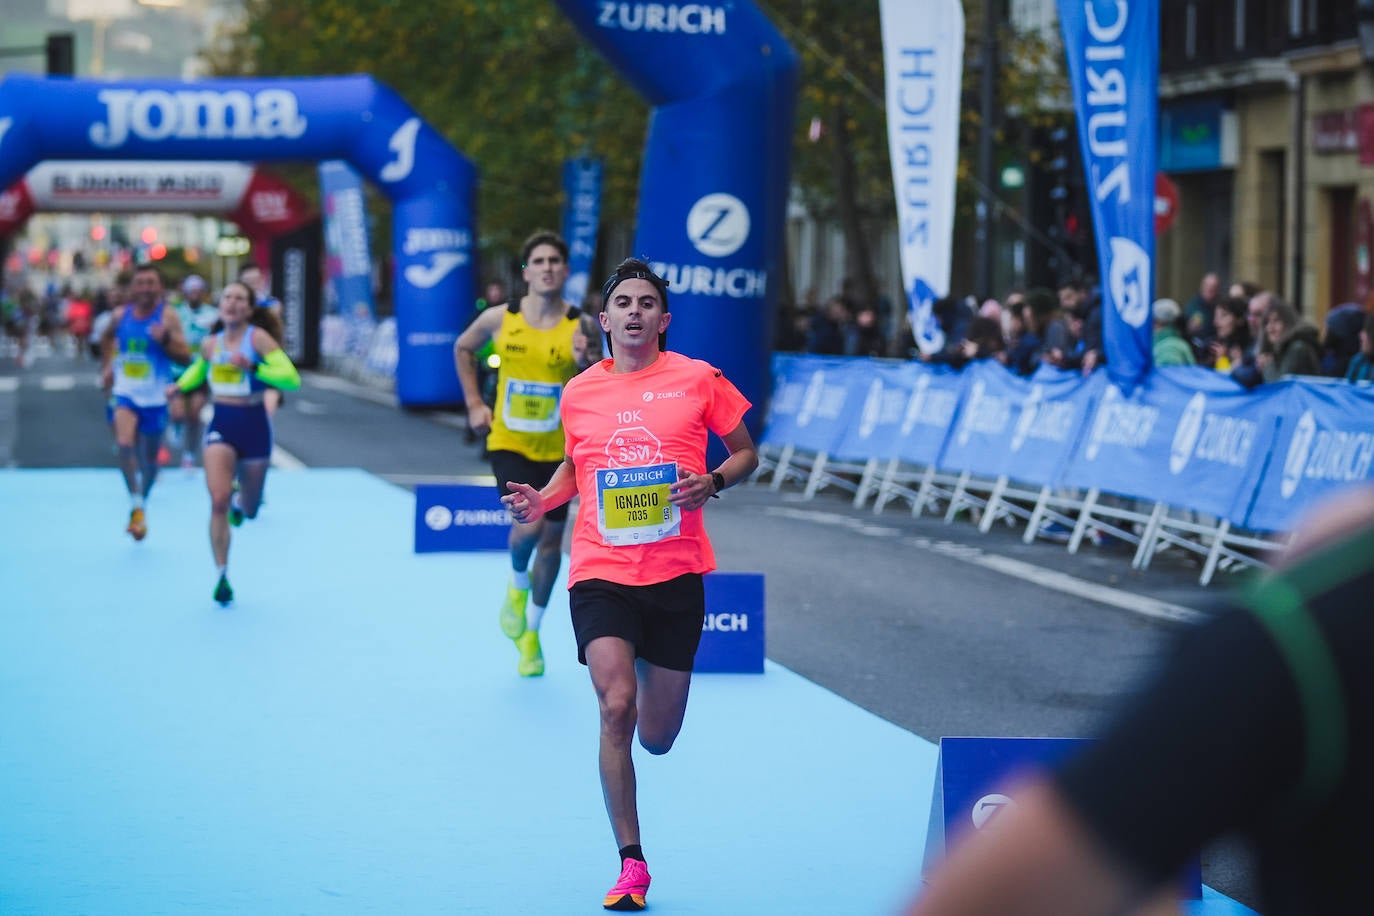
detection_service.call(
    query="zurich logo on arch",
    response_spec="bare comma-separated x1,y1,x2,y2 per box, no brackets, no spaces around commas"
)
686,192,750,258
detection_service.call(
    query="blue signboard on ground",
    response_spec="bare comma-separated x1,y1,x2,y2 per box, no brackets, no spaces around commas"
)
924,736,1201,898
414,483,510,552
696,572,765,674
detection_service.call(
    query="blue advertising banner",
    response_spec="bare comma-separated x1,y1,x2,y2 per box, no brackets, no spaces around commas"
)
761,356,859,455
1058,0,1159,388
0,73,474,407
552,2,799,437
1150,368,1285,521
1245,380,1374,533
318,159,375,320
696,572,765,674
1000,364,1099,487
414,484,510,552
880,0,964,356
561,157,602,308
833,360,920,462
891,363,968,467
923,737,1200,898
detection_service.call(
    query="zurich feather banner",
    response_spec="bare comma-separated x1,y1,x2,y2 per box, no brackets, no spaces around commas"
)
1058,0,1159,387
561,157,602,308
880,0,964,356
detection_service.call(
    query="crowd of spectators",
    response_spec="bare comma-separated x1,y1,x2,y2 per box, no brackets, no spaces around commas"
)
776,269,1374,388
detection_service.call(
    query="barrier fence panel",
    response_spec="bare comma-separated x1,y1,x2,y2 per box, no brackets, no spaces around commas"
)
752,354,1374,585
876,363,968,515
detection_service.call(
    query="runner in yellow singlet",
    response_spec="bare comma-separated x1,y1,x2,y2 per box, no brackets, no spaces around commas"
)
454,230,601,676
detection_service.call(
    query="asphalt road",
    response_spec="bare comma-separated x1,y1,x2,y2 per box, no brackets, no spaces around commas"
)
1,346,1258,907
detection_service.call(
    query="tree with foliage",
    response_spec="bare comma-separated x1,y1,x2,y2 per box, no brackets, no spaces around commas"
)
207,0,649,280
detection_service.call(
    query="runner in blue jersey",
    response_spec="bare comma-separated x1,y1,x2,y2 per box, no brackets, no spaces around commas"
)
171,280,300,605
99,264,191,541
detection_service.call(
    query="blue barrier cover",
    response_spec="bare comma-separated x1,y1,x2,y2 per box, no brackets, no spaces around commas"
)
766,357,861,454
891,362,967,466
1246,380,1374,532
832,360,921,462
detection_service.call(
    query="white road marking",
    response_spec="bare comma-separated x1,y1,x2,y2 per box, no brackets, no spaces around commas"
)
0,378,18,393
40,375,76,391
293,399,328,416
766,505,1205,625
271,444,306,470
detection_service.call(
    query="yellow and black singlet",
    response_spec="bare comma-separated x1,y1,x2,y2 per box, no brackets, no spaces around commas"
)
486,302,582,461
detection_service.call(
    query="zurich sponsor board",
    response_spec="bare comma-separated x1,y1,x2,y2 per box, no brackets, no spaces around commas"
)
1084,384,1159,461
1279,410,1374,500
414,485,512,552
696,572,764,674
1168,393,1258,476
954,379,1012,447
924,737,1201,897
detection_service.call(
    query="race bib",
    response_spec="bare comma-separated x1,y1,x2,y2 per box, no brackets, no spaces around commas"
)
209,360,252,397
120,356,151,380
596,462,681,546
210,364,245,385
502,378,562,433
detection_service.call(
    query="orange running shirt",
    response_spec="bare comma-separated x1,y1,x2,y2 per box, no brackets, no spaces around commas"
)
560,351,751,587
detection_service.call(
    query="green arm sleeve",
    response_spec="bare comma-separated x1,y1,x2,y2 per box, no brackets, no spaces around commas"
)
176,357,209,392
255,348,302,391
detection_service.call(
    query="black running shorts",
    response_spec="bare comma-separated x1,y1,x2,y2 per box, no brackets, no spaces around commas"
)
569,574,705,672
488,450,570,523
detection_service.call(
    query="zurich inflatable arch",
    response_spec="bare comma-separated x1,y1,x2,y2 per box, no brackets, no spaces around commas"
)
0,73,474,406
555,0,799,425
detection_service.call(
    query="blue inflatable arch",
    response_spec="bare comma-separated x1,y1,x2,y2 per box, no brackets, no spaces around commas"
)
553,0,799,427
0,73,474,406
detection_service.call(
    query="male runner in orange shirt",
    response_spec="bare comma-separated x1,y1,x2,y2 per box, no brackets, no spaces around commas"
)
502,258,758,910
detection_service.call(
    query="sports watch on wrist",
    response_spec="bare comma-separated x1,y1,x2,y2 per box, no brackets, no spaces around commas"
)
711,471,726,495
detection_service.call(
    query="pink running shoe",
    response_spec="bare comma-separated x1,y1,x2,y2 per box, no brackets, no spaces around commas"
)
603,857,651,911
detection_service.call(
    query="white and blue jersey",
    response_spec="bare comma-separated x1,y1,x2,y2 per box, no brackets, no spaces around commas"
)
206,330,270,399
204,331,273,460
112,304,174,408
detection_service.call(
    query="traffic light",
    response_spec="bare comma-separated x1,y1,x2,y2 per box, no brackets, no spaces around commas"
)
45,33,74,76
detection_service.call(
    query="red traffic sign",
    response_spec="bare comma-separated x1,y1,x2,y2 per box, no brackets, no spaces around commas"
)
1155,173,1180,236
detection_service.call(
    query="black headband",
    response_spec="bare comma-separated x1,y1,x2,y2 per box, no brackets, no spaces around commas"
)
601,268,669,309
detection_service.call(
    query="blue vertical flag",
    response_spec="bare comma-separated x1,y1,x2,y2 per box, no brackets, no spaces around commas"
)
561,157,602,308
880,0,964,357
1058,0,1159,387
318,159,376,320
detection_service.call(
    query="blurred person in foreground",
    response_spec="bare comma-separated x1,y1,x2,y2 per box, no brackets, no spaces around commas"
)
904,485,1374,916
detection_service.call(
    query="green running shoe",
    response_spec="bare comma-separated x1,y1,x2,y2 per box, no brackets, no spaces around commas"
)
213,574,234,606
516,630,544,677
499,584,529,639
228,502,244,527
